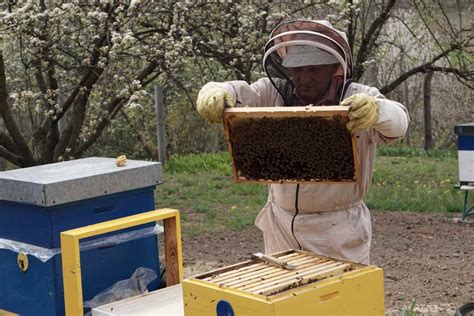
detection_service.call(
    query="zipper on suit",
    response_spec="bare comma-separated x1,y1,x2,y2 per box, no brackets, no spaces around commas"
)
291,184,302,250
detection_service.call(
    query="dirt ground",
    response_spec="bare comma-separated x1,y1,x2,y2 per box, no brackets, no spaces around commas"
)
182,211,473,315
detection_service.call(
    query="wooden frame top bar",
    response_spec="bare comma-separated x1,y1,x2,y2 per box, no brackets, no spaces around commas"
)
224,106,348,118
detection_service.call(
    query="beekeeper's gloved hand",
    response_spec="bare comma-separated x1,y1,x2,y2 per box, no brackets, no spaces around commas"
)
196,82,236,123
341,93,379,132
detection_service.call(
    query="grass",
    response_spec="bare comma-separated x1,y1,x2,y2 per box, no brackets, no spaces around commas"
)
376,144,457,158
400,300,417,316
366,155,462,212
155,147,464,235
155,152,267,235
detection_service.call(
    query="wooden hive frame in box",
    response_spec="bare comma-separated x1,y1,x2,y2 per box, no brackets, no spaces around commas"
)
182,249,385,315
197,250,358,296
223,106,360,184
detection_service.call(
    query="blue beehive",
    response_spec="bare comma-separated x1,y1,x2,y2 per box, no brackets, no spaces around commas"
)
455,123,474,185
0,157,163,315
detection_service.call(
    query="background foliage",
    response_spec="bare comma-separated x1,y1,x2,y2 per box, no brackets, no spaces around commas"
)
0,1,472,165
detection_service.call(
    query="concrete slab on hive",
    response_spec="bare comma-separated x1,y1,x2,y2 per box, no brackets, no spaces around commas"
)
0,157,163,206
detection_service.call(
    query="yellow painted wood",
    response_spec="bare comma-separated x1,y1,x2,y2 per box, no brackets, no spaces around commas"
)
183,279,274,316
0,309,19,316
272,268,385,316
64,208,179,239
183,250,384,316
61,208,183,316
61,233,82,316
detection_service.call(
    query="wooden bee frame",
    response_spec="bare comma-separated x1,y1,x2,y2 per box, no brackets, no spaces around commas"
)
193,250,362,297
223,106,360,184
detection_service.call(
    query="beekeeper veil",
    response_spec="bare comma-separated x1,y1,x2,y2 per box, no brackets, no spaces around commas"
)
263,20,353,106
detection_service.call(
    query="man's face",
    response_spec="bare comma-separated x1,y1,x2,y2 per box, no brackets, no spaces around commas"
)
288,64,339,104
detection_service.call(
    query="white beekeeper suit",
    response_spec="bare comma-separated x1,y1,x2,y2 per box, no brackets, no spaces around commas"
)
197,20,409,264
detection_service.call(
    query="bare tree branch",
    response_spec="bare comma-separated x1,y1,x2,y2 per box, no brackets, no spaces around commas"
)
380,43,471,94
120,110,157,159
72,60,160,158
52,23,112,159
0,50,35,166
53,33,108,123
354,0,396,80
0,131,20,155
0,145,23,166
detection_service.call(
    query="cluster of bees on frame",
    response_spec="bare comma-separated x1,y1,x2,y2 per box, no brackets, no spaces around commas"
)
228,116,355,182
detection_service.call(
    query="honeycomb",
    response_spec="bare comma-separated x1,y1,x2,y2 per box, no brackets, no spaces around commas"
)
226,115,355,182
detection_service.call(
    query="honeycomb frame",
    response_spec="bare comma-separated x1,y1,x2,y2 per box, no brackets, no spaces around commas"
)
223,106,360,184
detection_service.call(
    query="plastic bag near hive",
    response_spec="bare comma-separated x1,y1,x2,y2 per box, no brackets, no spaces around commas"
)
84,267,158,309
223,106,360,184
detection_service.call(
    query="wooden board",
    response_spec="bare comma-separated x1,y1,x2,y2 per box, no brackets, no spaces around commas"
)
223,106,360,184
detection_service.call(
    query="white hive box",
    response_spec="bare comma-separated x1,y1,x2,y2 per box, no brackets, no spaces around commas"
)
455,123,474,185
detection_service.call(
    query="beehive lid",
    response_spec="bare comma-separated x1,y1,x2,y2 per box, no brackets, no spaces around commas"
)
0,157,163,206
223,106,360,184
454,123,474,136
191,250,361,299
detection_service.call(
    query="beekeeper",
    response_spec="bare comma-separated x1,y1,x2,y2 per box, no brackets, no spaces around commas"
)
196,20,409,264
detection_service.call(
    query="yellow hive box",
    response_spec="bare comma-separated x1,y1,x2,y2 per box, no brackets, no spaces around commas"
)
182,250,384,316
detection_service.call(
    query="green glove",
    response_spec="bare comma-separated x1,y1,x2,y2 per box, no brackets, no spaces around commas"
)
341,93,379,131
196,82,236,123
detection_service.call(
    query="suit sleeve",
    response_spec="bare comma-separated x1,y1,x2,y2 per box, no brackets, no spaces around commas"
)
221,78,283,107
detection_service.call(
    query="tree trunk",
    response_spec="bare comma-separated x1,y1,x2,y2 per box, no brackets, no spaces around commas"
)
423,71,434,150
0,157,6,171
401,52,410,145
402,78,410,145
364,0,379,86
155,85,167,165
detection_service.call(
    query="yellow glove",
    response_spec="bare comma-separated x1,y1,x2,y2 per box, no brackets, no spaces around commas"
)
341,93,379,131
196,82,236,123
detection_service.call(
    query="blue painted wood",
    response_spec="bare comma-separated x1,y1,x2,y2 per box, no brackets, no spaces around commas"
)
0,249,58,315
0,186,160,315
0,237,160,315
0,187,156,248
458,135,474,151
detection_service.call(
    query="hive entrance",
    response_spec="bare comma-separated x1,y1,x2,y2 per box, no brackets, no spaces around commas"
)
224,107,359,183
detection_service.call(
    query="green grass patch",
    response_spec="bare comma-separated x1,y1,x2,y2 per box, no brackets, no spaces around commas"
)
366,155,463,212
155,147,464,235
155,154,267,235
377,144,457,158
164,152,232,174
